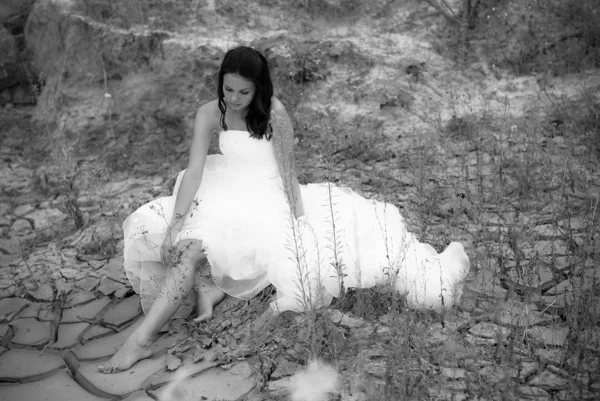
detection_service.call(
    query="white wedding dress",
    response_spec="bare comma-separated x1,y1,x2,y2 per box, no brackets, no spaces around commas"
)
122,129,470,316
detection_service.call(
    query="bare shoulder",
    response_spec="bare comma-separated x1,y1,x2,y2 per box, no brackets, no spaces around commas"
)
196,100,221,134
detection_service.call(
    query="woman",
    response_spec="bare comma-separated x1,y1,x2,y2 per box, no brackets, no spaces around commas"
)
99,46,470,374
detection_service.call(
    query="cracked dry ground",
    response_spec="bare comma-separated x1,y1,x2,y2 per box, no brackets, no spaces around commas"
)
0,154,599,400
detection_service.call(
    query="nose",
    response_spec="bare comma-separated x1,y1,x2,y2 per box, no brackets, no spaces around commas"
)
231,95,238,103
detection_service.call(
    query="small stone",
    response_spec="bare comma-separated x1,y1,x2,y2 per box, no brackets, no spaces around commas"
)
10,318,52,347
519,362,539,379
61,268,80,279
13,204,35,216
166,355,182,371
328,309,343,324
62,297,111,323
469,322,511,340
0,298,31,322
271,359,300,380
0,348,65,382
339,314,365,328
25,208,67,230
10,218,32,234
0,286,15,299
27,282,55,302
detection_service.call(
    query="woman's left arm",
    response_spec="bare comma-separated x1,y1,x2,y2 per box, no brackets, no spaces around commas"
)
270,99,305,219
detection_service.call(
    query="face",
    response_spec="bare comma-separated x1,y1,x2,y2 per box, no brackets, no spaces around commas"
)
223,73,255,113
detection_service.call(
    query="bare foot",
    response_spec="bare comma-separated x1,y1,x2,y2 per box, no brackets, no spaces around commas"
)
193,277,226,323
97,331,153,374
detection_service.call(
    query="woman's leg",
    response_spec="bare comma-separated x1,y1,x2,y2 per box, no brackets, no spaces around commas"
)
99,239,206,374
193,275,226,323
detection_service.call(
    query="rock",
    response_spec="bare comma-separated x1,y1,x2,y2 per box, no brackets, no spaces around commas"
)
339,313,365,328
61,268,80,279
271,358,300,380
519,362,539,380
10,218,32,235
528,370,568,388
25,0,168,81
26,282,55,302
24,208,67,230
469,322,511,341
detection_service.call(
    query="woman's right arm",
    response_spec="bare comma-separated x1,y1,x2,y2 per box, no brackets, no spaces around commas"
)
167,104,214,236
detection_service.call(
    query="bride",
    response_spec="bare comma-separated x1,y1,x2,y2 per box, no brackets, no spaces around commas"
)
99,46,470,374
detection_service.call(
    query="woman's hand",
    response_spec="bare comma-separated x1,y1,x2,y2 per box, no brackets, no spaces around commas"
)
160,224,181,265
160,232,174,266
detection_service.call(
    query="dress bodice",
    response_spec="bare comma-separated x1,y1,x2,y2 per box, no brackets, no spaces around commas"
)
218,130,278,169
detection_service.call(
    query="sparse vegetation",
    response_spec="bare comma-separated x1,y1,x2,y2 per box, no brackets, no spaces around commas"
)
1,0,598,400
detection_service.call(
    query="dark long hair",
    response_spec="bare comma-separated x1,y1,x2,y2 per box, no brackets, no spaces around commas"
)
217,46,273,140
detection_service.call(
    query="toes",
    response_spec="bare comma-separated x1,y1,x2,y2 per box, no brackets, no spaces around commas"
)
193,312,213,323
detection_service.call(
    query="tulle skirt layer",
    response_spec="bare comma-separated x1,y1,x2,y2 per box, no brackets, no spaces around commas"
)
123,155,469,316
